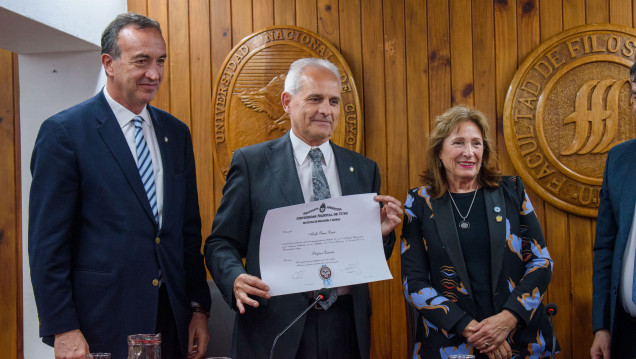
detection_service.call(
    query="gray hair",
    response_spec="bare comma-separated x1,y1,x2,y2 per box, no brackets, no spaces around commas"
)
284,58,340,95
101,13,162,59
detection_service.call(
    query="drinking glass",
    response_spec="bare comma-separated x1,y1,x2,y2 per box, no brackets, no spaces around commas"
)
86,354,111,359
127,333,161,359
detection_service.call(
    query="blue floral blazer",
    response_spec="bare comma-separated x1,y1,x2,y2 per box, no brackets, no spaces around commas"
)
401,176,559,359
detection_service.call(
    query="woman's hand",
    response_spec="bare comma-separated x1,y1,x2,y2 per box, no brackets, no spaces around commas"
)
486,340,512,359
467,310,517,353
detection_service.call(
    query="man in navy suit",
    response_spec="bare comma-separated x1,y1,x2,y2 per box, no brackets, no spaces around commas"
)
29,13,210,359
591,62,636,359
204,58,403,359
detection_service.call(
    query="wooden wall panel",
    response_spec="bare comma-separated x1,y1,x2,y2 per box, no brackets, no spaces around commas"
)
0,49,21,359
3,0,632,357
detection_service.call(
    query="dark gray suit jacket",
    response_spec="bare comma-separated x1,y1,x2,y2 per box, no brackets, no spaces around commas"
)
204,132,395,359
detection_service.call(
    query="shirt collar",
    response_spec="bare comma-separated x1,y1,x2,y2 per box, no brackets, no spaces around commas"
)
289,129,333,166
103,87,151,129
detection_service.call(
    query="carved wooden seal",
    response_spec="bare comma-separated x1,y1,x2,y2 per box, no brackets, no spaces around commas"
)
212,26,363,179
504,24,636,217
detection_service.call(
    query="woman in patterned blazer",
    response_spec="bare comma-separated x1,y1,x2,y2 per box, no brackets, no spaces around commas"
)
401,106,559,359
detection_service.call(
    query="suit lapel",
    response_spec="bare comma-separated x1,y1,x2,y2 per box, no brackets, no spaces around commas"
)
150,108,170,230
95,93,158,225
484,187,506,294
332,143,357,195
431,194,473,298
267,133,304,205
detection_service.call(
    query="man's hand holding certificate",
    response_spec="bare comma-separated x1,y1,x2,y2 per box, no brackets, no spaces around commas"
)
260,193,394,296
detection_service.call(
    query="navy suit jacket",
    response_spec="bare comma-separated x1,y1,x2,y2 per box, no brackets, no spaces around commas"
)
204,133,395,359
29,91,211,359
593,138,636,342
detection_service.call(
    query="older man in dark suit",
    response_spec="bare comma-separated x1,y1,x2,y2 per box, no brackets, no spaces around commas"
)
205,58,402,359
591,62,636,359
29,13,210,359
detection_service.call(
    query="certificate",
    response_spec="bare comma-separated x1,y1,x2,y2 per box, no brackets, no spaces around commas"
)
259,193,393,296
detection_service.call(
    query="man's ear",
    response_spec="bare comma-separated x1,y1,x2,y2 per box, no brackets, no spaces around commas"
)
102,54,114,77
281,91,292,114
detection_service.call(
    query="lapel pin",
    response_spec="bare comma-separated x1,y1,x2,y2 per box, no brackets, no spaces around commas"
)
496,215,502,222
349,166,354,173
494,206,501,213
164,137,168,143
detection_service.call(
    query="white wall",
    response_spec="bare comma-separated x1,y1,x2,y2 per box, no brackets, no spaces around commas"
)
0,1,126,357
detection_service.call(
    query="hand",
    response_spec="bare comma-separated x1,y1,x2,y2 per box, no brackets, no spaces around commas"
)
487,340,512,359
374,195,402,237
462,319,480,339
187,312,210,359
467,310,517,353
590,329,611,359
54,329,89,359
233,273,271,314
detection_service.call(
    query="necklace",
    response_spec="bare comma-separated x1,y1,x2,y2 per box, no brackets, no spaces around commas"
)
448,188,478,231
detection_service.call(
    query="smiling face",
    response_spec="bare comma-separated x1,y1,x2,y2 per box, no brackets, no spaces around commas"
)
102,25,166,114
439,120,484,192
282,66,341,146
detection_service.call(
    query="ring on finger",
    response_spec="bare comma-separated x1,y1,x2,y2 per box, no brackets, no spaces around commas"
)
495,353,502,358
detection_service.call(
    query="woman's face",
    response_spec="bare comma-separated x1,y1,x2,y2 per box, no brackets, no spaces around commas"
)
439,120,484,190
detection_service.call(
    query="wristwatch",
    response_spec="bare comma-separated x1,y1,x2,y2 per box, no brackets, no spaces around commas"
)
191,305,210,318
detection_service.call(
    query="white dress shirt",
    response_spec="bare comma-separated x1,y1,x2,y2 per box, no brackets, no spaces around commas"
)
290,129,351,295
289,129,342,202
620,202,636,316
103,87,164,227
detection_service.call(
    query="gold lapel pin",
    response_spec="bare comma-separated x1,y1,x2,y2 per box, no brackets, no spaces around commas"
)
164,137,168,143
496,215,502,222
349,166,354,173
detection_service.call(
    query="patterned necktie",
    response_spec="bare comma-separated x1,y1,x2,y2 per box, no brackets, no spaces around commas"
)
308,147,337,309
132,116,159,224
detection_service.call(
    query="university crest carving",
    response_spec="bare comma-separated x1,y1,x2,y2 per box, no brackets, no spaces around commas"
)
212,26,362,179
504,24,636,217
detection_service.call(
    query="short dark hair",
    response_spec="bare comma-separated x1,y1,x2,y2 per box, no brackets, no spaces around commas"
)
101,13,162,59
630,61,636,81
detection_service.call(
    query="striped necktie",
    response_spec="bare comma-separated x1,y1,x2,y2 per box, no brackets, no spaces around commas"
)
308,147,337,310
132,116,159,224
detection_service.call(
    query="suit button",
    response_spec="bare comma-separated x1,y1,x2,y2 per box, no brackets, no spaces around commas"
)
612,286,617,294
152,279,159,287
155,237,160,244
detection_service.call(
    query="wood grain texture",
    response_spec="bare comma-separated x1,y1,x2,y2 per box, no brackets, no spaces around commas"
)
253,0,275,31
317,0,340,48
128,0,148,15
147,0,171,111
587,0,610,23
610,0,633,25
450,0,474,106
427,0,451,125
569,215,595,358
472,0,497,149
189,0,215,244
7,1,636,357
296,0,318,31
168,0,192,127
494,0,517,175
274,0,296,25
405,0,430,187
0,48,20,359
231,0,253,45
381,0,408,357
